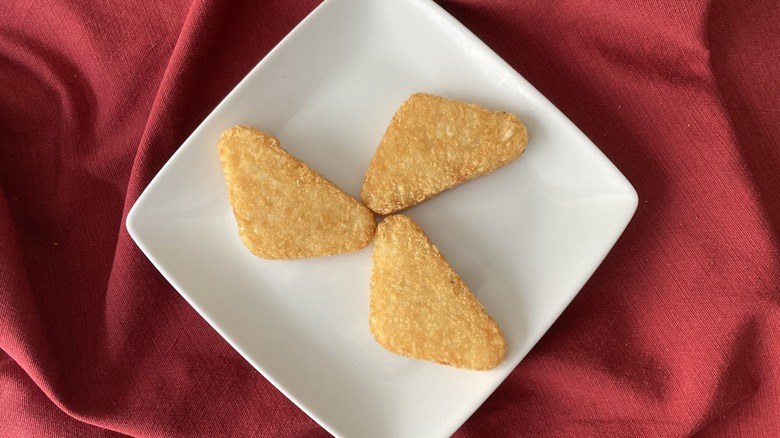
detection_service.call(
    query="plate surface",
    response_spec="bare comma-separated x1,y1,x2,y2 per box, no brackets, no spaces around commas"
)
127,0,638,436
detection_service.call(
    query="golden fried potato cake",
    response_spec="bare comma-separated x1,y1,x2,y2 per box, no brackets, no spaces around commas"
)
369,214,506,370
218,125,376,259
362,93,528,215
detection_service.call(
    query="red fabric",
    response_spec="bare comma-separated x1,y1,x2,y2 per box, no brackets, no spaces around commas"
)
1,0,778,436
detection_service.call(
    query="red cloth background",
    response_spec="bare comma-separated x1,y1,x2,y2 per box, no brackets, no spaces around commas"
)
1,0,778,436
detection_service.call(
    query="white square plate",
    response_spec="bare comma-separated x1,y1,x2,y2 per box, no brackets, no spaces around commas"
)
127,0,638,436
